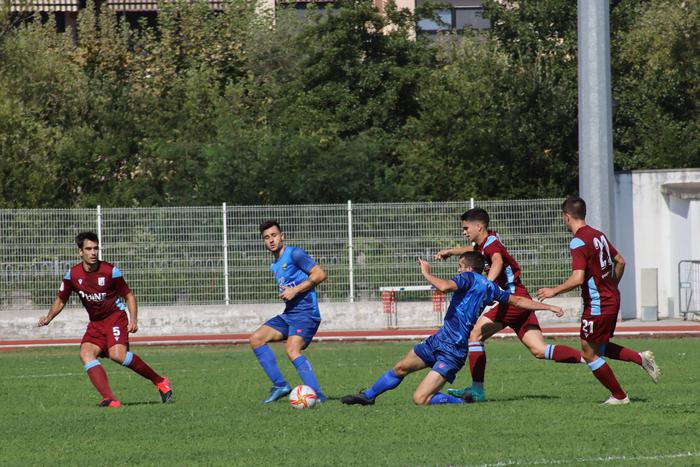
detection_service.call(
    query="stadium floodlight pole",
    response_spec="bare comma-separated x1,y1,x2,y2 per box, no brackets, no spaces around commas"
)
577,0,615,238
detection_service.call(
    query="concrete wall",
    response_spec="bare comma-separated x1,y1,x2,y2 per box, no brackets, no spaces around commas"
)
614,169,700,319
1,297,581,340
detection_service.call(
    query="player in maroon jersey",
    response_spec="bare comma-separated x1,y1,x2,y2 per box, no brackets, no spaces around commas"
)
537,197,660,405
37,232,173,407
436,208,582,402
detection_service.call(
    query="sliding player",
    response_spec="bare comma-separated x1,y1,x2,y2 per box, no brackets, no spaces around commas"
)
37,232,172,407
341,253,565,406
249,220,328,403
537,197,660,404
436,208,583,402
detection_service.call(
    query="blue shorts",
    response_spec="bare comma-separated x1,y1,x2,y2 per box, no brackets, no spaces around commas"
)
265,313,320,345
413,334,467,383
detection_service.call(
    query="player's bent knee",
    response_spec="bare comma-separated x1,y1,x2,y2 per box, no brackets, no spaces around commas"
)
249,333,265,349
392,363,409,377
412,392,431,405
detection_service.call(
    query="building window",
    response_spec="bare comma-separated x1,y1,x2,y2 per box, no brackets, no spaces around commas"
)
418,6,489,34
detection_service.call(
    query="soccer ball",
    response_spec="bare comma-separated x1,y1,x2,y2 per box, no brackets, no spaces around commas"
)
289,385,318,409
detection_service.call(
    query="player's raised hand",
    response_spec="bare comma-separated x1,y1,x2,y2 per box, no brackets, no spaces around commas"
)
434,249,451,261
536,288,555,301
417,257,431,275
37,315,51,327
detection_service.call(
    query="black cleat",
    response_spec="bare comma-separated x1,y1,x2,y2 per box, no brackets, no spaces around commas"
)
340,392,375,406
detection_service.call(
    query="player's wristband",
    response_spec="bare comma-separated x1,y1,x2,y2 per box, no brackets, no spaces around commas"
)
307,279,317,288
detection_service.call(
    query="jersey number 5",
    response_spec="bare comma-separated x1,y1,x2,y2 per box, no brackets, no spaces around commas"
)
593,236,613,270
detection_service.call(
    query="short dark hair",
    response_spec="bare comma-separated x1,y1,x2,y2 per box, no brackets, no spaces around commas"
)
461,208,490,227
259,219,281,235
561,197,586,220
75,231,99,248
458,251,485,274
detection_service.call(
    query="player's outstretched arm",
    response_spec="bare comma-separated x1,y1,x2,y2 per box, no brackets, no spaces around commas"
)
417,258,458,293
536,270,585,301
37,297,66,327
508,295,564,317
434,245,474,261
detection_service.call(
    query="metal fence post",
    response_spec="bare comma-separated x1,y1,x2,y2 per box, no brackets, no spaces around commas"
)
96,205,103,260
470,198,474,209
347,200,354,303
223,203,230,305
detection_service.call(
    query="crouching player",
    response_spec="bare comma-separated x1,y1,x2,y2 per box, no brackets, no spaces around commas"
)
341,252,564,406
37,232,172,408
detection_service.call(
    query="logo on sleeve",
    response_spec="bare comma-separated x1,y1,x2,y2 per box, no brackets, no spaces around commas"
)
59,283,65,292
282,263,287,271
98,277,105,286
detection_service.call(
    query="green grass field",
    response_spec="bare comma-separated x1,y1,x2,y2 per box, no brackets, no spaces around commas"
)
1,338,699,466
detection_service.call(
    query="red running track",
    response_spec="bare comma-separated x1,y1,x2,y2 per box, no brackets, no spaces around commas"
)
2,323,700,350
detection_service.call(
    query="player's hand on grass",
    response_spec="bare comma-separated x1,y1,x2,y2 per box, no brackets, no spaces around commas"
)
128,321,138,333
279,285,299,301
536,288,555,300
37,316,51,327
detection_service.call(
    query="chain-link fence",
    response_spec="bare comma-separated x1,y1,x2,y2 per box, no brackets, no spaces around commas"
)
0,200,572,310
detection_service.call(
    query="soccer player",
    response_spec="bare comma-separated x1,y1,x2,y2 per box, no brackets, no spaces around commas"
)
37,232,172,408
341,252,565,406
249,220,328,404
536,197,660,405
435,208,583,402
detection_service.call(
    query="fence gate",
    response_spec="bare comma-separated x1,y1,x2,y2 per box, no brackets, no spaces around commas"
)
679,260,700,320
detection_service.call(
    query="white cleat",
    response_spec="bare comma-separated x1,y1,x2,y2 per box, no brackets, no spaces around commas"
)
640,350,660,383
602,395,630,405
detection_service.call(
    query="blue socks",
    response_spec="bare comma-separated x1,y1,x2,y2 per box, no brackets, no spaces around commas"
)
363,369,404,400
253,345,287,387
292,356,325,399
429,392,465,405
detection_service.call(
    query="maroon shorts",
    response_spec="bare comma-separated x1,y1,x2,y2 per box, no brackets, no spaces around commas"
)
580,313,618,344
482,298,541,339
81,312,130,356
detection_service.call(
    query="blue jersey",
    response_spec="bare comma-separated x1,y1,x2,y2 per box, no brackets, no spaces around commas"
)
435,272,510,346
270,246,320,319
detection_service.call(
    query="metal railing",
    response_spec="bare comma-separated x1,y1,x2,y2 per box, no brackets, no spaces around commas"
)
679,260,700,320
0,199,572,309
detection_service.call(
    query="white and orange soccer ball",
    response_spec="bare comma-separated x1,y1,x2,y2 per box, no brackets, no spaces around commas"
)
289,385,318,409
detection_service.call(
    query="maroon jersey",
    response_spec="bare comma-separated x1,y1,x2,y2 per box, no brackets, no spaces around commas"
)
57,261,131,321
475,231,528,296
569,225,620,316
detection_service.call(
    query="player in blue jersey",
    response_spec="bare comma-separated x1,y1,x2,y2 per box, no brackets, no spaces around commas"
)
249,220,329,404
341,252,564,406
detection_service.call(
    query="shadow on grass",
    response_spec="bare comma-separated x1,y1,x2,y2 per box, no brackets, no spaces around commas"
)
489,395,562,402
122,400,170,406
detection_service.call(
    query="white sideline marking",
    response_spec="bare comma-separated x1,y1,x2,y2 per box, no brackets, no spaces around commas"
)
470,451,700,466
0,372,80,379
